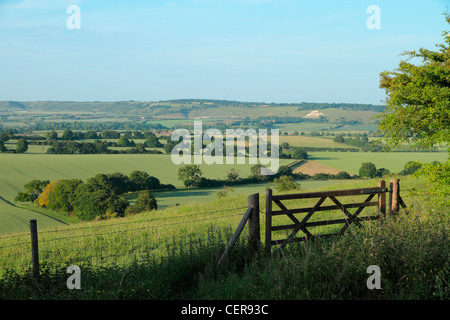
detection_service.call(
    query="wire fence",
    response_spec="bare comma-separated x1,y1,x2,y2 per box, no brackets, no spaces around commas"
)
0,205,250,274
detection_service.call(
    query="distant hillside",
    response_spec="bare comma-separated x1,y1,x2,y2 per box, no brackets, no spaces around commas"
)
0,101,26,111
0,99,385,115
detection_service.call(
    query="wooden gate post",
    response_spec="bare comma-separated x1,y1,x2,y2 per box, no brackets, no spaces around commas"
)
389,179,400,215
265,189,272,258
378,180,386,216
30,219,39,283
248,193,260,256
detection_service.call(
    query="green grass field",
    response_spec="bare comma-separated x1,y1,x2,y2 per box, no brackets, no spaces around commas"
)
279,135,355,149
0,149,446,235
308,151,448,175
0,177,409,275
0,153,293,234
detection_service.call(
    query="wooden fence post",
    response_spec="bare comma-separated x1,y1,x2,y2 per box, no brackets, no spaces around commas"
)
389,179,400,215
265,188,272,258
217,207,254,267
248,193,260,256
378,180,386,216
30,219,39,283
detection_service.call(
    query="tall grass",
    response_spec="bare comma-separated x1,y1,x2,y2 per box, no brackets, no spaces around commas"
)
0,176,448,300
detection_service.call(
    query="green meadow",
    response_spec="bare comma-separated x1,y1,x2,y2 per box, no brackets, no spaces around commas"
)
0,153,294,234
308,151,448,175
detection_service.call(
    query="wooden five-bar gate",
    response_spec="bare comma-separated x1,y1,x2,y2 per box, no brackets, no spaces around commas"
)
265,179,406,257
219,179,406,265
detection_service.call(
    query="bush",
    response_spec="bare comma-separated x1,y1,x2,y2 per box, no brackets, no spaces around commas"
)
274,175,301,192
359,162,377,178
335,171,351,179
133,190,157,213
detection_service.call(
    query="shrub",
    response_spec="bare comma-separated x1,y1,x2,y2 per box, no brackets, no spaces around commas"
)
133,190,157,213
274,175,301,192
359,162,377,178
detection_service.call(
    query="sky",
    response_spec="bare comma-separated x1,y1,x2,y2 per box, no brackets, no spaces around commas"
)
0,0,448,105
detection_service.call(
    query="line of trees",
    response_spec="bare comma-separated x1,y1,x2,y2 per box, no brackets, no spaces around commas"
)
15,171,175,221
0,131,28,153
176,163,353,189
333,134,383,151
46,141,163,155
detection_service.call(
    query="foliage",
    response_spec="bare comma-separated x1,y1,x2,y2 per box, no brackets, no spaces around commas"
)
37,181,58,207
377,14,450,149
274,175,301,191
14,179,50,202
15,138,28,153
129,170,161,191
335,171,351,179
1,177,447,300
72,184,128,220
226,168,240,182
133,190,158,213
117,136,136,147
359,162,377,178
291,147,308,160
47,179,83,212
14,170,172,220
400,161,423,175
178,165,203,188
414,159,450,206
145,133,163,148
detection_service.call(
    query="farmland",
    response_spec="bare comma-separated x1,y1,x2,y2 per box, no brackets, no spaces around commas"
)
0,140,446,235
0,99,448,236
0,99,448,302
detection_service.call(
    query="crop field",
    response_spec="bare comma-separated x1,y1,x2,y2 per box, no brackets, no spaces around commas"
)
0,153,293,234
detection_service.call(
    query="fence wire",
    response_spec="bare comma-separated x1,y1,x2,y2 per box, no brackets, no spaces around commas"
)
0,205,249,271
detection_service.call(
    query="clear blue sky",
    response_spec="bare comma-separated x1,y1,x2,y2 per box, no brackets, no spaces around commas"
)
0,0,448,104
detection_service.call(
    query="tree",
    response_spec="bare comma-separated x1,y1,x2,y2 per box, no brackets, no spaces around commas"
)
291,147,308,160
377,14,450,149
335,171,351,179
163,141,177,154
15,138,28,153
401,161,422,175
15,179,50,202
274,175,301,192
129,170,161,191
37,181,58,207
178,165,203,188
0,132,9,143
0,140,5,152
133,190,157,213
117,136,136,147
333,134,345,143
47,179,83,212
250,164,267,180
145,134,163,148
226,168,240,182
376,168,390,178
72,183,128,220
359,162,377,178
62,129,74,141
46,130,58,140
